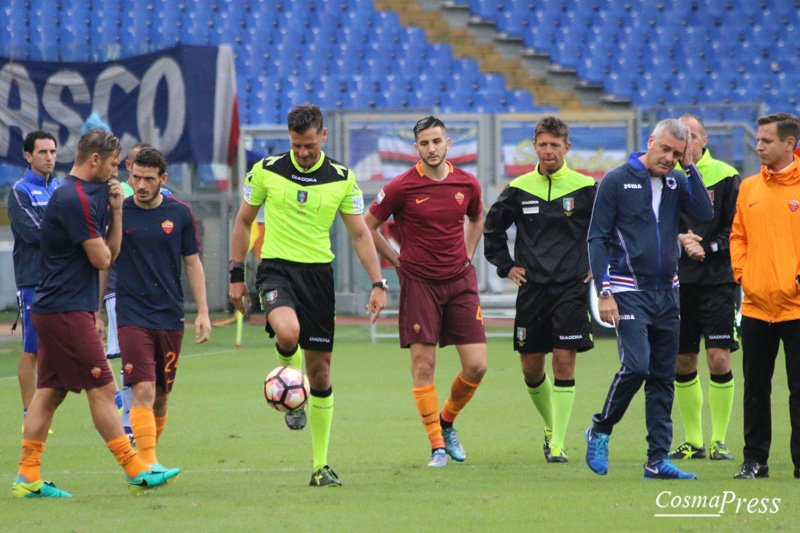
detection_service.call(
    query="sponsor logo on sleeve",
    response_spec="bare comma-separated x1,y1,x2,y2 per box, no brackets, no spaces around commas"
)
243,183,253,202
353,195,364,213
376,189,385,204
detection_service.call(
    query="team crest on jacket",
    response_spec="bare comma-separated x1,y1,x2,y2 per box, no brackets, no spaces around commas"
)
161,220,174,234
790,200,799,212
516,327,527,342
297,190,308,204
455,192,464,205
563,197,574,214
91,366,102,378
666,176,677,190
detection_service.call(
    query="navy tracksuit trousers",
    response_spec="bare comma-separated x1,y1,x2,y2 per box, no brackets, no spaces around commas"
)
592,289,680,462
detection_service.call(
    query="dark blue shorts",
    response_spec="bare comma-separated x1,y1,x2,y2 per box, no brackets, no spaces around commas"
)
17,286,37,354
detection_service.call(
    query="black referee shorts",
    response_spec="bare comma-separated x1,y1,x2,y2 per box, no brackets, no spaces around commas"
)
514,279,593,354
256,259,335,352
678,283,740,354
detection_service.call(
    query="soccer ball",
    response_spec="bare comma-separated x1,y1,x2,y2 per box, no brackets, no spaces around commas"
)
264,365,310,412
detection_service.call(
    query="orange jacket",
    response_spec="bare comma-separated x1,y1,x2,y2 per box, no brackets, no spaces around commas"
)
730,154,800,322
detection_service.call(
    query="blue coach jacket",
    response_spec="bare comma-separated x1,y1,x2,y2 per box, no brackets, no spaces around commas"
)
588,152,714,293
8,168,60,287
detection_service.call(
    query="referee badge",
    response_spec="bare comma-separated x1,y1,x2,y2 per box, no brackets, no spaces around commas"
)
516,327,527,342
266,290,278,304
162,220,174,234
563,197,574,214
297,190,308,204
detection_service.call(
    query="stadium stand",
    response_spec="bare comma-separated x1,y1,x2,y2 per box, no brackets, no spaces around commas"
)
4,0,550,125
456,0,799,118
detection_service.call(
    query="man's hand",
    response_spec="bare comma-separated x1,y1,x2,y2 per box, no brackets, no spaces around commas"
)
598,294,620,326
94,311,106,339
679,229,705,261
507,266,527,287
229,282,251,315
366,287,387,324
583,270,592,284
195,313,211,344
107,179,124,210
680,127,696,167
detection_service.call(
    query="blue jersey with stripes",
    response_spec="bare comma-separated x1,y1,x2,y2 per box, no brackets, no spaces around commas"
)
33,175,110,314
115,195,201,330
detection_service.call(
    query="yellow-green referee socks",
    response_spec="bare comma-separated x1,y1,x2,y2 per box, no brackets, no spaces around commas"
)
551,379,575,449
310,387,334,471
674,371,704,447
526,374,553,431
276,343,303,372
709,371,734,444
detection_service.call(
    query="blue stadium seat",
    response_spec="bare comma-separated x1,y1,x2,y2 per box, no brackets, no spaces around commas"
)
479,73,506,93
506,90,536,113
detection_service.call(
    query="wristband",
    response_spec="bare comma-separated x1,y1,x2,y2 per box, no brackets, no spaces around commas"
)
229,266,245,284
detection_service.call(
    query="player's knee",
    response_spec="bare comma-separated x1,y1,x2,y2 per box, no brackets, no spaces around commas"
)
306,366,330,390
275,330,300,351
675,353,698,374
465,361,487,383
706,349,731,374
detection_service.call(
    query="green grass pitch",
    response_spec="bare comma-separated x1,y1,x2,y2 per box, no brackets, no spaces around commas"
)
0,318,797,531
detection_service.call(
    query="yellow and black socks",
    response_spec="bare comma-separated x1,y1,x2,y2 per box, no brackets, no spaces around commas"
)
441,372,481,428
130,406,158,465
309,387,333,471
107,435,149,479
413,383,444,450
18,439,45,483
709,371,734,444
551,379,575,449
675,371,704,447
276,343,303,372
526,374,554,431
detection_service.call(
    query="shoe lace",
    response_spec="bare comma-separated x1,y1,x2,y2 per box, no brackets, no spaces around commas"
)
445,428,461,446
594,434,609,460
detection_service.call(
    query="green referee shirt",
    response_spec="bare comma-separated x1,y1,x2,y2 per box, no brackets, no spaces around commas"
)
243,150,365,263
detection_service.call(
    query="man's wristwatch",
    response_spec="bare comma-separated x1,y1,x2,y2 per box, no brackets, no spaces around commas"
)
229,260,245,283
372,279,388,291
599,289,612,299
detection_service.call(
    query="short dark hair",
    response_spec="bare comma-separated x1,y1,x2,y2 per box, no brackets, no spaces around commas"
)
133,147,167,175
128,141,152,160
23,130,57,155
75,129,120,165
757,112,800,149
534,116,569,144
413,116,446,139
287,104,324,135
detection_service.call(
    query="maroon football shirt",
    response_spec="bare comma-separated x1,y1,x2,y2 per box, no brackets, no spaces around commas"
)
370,161,483,281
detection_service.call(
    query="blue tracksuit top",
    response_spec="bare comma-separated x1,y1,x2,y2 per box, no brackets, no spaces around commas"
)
588,152,714,293
7,168,60,287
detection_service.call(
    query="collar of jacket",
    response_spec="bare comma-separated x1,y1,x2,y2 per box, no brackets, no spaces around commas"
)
23,167,51,186
534,162,571,181
762,154,800,186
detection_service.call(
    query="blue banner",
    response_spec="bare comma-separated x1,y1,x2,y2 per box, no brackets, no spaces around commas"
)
0,44,237,175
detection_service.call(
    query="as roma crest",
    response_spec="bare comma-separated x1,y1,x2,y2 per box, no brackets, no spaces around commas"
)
413,323,421,334
297,190,308,204
455,192,464,205
563,197,574,215
162,220,174,234
125,363,133,374
91,366,102,379
790,200,799,212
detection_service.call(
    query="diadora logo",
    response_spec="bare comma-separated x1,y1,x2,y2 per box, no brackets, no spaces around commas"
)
623,183,642,189
292,175,318,183
559,334,583,340
522,200,539,205
708,335,730,340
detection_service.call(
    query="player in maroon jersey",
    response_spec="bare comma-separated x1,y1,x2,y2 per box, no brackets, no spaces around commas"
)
365,116,487,467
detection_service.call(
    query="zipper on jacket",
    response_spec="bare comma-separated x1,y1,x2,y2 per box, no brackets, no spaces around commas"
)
547,176,552,201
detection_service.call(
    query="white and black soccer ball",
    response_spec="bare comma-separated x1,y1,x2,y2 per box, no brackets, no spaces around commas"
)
264,365,310,413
